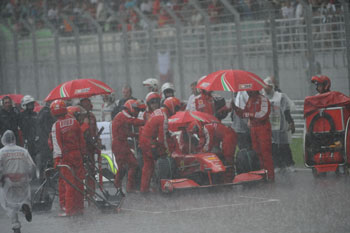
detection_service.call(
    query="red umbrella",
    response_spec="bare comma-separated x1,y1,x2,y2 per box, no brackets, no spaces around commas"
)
197,70,267,92
44,78,114,101
168,111,219,131
0,94,24,104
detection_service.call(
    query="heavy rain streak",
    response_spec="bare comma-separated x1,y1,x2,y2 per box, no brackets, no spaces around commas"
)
0,1,350,233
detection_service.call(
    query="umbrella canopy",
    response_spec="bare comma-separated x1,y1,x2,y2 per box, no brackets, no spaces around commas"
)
197,70,267,92
168,111,219,131
44,79,114,101
0,94,24,104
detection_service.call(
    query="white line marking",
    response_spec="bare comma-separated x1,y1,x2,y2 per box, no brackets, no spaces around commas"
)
238,195,272,201
120,199,280,214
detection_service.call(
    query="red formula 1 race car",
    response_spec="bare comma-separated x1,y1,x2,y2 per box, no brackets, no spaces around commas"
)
156,150,267,193
303,91,350,177
155,111,268,193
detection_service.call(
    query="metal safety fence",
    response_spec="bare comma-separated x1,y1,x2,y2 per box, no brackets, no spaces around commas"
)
0,0,349,101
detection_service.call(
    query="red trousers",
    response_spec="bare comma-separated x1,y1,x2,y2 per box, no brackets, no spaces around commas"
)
112,143,138,192
222,134,237,183
140,147,155,193
250,124,274,180
61,151,85,215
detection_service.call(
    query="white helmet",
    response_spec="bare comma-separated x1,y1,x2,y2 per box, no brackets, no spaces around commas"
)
143,78,159,92
161,82,175,94
21,95,35,110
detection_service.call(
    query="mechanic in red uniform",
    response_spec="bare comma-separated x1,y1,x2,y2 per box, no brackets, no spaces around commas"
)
188,121,237,183
139,97,182,193
311,75,331,94
51,100,86,216
79,98,99,202
140,92,161,122
112,99,145,193
53,106,90,211
194,89,215,115
232,91,274,181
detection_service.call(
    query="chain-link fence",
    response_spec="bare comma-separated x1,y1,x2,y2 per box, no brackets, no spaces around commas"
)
0,0,349,101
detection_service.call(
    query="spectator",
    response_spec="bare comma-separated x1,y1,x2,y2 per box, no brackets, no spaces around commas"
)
0,96,20,148
0,130,35,233
140,0,152,15
281,0,295,49
263,77,296,173
208,0,222,23
96,0,108,30
47,3,59,28
190,7,203,27
186,81,200,111
112,85,136,119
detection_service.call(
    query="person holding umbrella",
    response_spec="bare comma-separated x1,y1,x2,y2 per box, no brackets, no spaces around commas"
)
50,100,86,216
232,90,274,181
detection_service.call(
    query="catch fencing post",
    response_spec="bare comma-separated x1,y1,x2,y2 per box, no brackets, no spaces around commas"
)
342,0,350,95
161,3,185,99
132,7,156,79
266,0,279,85
20,19,40,99
301,0,315,96
1,20,21,94
83,12,106,82
189,0,213,73
42,16,62,86
61,14,82,79
219,0,244,70
105,5,131,85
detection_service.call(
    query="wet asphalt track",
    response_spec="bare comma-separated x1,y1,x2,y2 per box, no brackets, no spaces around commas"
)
1,169,350,233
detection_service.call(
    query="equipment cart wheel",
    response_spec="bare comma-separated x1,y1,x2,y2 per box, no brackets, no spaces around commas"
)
312,167,327,178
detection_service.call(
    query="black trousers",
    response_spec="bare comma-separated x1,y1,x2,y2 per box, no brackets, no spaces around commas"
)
272,143,295,168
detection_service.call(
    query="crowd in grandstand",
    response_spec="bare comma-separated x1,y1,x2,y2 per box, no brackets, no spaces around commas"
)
0,0,343,35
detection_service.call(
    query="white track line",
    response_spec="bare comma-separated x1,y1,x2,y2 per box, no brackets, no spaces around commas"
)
121,198,280,214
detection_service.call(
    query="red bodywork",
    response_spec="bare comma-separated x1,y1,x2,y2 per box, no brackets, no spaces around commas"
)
160,151,267,192
304,91,350,175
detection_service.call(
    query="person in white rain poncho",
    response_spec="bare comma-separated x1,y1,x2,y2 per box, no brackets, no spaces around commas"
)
0,130,35,233
262,77,296,173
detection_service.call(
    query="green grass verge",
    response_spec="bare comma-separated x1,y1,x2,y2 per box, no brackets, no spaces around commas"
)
291,137,304,167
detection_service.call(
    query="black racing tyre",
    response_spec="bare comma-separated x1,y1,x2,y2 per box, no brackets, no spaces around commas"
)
235,149,260,174
155,157,176,181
